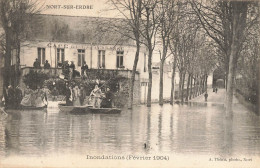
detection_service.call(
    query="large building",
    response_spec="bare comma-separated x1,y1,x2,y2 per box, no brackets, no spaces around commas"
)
17,14,149,104
19,15,147,76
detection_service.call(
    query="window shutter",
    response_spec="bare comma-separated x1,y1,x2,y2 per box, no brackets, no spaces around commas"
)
57,49,60,62
42,48,46,64
120,56,123,67
37,48,41,64
82,50,85,64
78,50,81,66
61,49,65,63
117,55,119,68
102,51,105,68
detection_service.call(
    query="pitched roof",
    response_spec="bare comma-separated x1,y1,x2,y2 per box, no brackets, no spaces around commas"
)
25,14,135,46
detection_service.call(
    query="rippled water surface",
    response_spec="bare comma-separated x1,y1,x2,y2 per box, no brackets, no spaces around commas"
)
0,103,260,158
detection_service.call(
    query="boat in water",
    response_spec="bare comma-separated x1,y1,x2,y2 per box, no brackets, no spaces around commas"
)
20,105,47,110
88,107,121,114
58,103,92,113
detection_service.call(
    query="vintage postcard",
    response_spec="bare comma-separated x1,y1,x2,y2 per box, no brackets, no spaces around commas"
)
0,0,259,168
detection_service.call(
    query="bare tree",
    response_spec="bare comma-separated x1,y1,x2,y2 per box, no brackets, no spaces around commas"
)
192,0,258,113
140,0,159,107
0,0,42,87
107,0,143,109
157,0,177,105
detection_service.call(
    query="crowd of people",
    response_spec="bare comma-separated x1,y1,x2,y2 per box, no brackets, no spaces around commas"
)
33,58,89,79
3,85,49,109
2,82,114,109
0,59,112,109
33,56,91,79
65,83,114,108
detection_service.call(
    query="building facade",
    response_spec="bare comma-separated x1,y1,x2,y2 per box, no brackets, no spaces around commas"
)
17,14,148,104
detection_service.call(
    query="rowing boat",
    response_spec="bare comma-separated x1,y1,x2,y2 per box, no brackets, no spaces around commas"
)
88,107,121,114
19,105,47,110
58,103,92,113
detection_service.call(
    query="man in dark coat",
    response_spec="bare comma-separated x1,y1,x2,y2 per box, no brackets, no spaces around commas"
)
33,58,41,68
79,85,86,106
70,61,76,78
44,60,51,69
81,61,89,76
65,84,72,106
204,92,208,102
7,85,15,108
14,86,23,108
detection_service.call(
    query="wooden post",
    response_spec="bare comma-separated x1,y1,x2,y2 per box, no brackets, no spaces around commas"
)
257,59,260,115
0,53,3,100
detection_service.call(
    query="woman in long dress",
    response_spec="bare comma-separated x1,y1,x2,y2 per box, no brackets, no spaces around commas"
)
90,85,103,108
73,85,81,106
34,86,45,107
20,86,33,107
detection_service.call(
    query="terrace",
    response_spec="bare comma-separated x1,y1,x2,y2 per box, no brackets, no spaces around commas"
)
20,67,140,80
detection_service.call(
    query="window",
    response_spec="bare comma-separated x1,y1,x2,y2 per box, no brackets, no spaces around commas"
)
98,50,105,68
144,53,147,72
116,51,124,68
37,48,45,65
57,48,65,63
78,49,85,66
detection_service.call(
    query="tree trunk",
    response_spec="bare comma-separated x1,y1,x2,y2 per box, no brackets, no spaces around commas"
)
189,75,193,100
128,43,140,109
3,29,12,88
198,76,201,95
186,74,191,101
205,75,208,92
193,75,196,98
202,75,205,92
159,59,165,105
226,47,236,114
147,49,152,107
200,77,204,94
14,41,21,87
178,71,182,99
170,56,177,105
181,73,186,103
226,1,247,115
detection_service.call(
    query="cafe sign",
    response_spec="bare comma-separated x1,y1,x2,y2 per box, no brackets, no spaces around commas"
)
47,43,124,51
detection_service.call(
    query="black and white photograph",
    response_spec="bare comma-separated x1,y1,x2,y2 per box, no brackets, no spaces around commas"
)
0,0,259,167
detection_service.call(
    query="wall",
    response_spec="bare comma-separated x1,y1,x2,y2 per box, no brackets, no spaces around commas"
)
20,41,147,105
20,41,148,78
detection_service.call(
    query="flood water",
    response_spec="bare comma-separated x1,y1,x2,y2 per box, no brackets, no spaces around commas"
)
0,103,260,159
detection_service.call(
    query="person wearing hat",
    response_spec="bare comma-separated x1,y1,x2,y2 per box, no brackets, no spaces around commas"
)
65,83,72,106
33,58,41,69
81,61,89,77
70,61,76,79
44,60,51,69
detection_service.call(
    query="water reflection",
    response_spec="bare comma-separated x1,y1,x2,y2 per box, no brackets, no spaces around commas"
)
0,103,260,158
